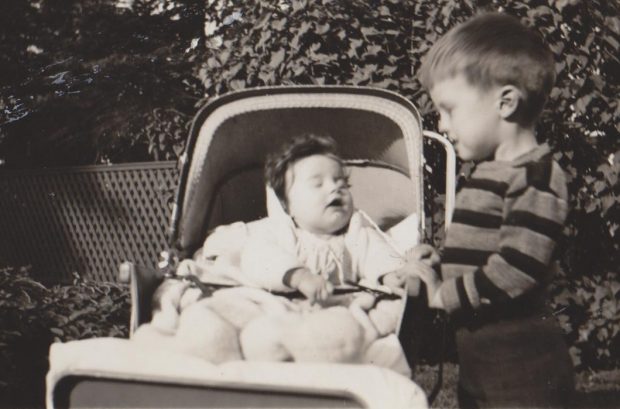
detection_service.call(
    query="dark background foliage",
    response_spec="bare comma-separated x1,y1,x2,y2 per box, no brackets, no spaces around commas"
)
0,0,618,386
0,0,204,165
0,267,129,408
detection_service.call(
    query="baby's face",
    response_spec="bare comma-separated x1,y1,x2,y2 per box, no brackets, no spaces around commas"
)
285,154,354,235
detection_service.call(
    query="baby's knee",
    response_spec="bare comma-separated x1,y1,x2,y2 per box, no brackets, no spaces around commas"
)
174,302,242,363
132,323,176,350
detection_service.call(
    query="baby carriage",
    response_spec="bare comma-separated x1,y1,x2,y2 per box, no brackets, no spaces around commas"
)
46,86,455,408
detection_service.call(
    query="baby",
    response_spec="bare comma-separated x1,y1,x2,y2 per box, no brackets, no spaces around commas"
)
136,134,418,368
238,133,410,301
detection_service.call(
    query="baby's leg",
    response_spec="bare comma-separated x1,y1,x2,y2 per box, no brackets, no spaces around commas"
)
132,323,177,350
150,279,191,333
173,300,242,363
282,307,366,363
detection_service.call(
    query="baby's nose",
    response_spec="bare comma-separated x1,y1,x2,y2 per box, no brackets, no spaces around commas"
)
327,179,344,192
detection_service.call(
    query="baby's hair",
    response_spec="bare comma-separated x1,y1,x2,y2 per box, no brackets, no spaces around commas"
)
419,12,555,124
265,133,342,207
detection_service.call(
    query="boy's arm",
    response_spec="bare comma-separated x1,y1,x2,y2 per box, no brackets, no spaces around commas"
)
437,162,569,313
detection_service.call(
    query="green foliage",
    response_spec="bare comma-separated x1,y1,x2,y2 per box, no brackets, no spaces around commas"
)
553,272,620,370
198,0,415,95
0,0,203,167
196,0,619,368
0,266,129,407
0,0,618,370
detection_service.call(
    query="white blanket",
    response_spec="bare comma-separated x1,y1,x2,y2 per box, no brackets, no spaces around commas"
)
139,272,412,376
47,337,427,409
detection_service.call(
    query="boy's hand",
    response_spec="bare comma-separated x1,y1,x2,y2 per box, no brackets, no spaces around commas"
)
409,244,441,268
404,258,443,309
288,267,333,303
428,290,444,310
405,258,445,309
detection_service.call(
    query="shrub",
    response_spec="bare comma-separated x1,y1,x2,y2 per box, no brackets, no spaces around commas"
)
553,272,620,370
0,266,129,408
196,0,619,370
0,0,204,167
0,0,617,370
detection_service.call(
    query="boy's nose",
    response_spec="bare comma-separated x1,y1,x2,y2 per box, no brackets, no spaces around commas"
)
438,115,448,133
438,118,455,143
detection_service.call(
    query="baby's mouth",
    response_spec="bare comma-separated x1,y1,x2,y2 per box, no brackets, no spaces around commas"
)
326,198,344,208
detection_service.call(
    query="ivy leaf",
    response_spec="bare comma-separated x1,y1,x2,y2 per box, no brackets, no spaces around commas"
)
569,345,581,367
316,23,330,35
606,16,620,35
291,0,307,12
605,35,620,51
229,79,246,90
50,328,64,336
601,195,616,214
68,306,97,322
575,95,593,114
269,49,286,69
271,18,287,32
347,38,363,58
361,26,380,37
593,180,607,194
364,45,383,56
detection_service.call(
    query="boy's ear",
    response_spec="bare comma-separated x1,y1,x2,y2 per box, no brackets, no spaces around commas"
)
496,85,523,119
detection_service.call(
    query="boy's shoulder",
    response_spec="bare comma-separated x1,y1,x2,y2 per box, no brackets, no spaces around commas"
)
513,144,568,200
470,144,568,200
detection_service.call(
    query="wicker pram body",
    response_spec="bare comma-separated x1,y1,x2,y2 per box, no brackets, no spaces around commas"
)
47,86,455,409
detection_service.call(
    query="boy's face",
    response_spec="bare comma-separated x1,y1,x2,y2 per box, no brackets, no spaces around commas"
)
285,154,354,235
429,74,502,161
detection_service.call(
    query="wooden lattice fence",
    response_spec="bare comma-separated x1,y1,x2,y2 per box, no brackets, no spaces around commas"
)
0,161,179,283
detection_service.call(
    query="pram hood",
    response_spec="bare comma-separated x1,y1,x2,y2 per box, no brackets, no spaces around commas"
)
170,86,424,259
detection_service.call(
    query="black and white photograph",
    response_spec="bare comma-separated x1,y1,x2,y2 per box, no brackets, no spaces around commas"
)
0,0,618,408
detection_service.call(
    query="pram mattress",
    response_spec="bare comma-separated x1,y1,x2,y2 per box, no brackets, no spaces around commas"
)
47,337,427,408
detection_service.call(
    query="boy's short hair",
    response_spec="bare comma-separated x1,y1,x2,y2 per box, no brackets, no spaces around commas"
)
419,12,555,124
265,133,342,206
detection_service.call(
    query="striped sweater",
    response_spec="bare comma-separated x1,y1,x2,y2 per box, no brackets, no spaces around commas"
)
438,144,569,314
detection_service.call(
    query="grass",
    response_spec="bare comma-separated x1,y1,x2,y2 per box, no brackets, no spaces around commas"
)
415,363,459,409
414,364,620,409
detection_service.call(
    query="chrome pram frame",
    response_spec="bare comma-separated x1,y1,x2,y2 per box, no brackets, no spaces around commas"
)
47,86,455,409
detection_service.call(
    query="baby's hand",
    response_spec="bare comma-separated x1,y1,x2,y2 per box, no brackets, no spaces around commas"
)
380,271,407,296
288,268,333,304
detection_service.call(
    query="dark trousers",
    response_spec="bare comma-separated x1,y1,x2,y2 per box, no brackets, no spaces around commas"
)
455,310,575,409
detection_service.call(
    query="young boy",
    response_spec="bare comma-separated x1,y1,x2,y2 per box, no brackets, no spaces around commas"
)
413,12,575,408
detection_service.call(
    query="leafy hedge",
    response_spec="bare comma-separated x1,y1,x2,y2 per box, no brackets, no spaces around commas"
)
0,0,205,166
0,266,129,408
0,0,618,370
196,0,620,370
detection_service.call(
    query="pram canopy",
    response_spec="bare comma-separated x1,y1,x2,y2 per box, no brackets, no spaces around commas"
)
170,86,425,260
